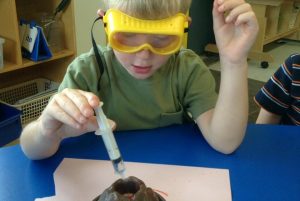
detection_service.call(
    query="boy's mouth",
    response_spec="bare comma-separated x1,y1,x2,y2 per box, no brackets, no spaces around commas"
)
132,65,152,74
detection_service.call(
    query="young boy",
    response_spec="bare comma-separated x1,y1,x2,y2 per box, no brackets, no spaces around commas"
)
254,53,300,125
20,0,259,159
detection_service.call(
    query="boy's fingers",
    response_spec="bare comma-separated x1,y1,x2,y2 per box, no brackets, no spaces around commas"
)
78,90,100,108
108,119,117,130
212,0,225,29
235,12,258,31
54,92,88,125
217,0,245,13
60,89,95,116
64,90,94,117
51,89,100,126
225,3,252,23
46,100,82,129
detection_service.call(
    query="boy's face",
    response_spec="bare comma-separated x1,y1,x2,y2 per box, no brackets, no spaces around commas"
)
113,49,171,80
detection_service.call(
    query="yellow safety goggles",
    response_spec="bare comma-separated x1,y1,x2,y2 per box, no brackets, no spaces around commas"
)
103,9,189,55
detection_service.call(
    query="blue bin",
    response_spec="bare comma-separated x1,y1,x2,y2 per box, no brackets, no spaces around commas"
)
0,103,22,147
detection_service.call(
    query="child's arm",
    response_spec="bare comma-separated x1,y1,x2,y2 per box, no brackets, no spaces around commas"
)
20,88,100,159
196,0,258,154
256,108,281,124
254,54,299,125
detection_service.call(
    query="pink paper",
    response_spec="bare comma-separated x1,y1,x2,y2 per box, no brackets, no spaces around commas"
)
36,158,231,201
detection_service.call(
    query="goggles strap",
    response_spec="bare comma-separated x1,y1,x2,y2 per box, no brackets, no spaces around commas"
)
91,16,105,91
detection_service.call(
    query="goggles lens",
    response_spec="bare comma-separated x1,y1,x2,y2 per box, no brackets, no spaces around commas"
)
103,9,188,55
112,32,180,54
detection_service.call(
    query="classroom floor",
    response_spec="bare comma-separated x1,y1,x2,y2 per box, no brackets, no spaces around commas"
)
202,39,300,123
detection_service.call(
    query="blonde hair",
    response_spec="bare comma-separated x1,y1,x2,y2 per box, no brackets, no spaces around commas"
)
104,0,192,19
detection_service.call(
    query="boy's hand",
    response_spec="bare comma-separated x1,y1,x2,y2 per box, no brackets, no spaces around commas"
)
39,88,101,139
212,0,258,64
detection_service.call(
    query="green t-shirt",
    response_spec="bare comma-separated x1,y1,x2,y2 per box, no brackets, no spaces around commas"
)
59,46,217,130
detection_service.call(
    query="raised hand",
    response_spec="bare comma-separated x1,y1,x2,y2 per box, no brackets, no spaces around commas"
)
212,0,258,63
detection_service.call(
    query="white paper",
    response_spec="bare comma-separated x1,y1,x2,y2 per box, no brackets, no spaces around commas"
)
21,24,38,53
36,158,232,201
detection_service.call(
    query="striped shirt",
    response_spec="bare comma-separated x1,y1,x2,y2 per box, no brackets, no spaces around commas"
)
254,53,300,125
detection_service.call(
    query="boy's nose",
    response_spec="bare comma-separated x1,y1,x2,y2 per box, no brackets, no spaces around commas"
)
135,48,152,59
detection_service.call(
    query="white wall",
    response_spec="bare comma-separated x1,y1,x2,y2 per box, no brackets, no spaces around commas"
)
74,0,106,55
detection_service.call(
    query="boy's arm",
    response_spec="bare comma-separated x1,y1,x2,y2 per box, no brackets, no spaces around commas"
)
196,0,258,154
20,119,62,160
256,108,281,124
196,60,248,154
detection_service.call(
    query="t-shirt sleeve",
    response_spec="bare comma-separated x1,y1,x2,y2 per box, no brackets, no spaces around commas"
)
177,50,218,120
58,51,100,94
254,56,294,115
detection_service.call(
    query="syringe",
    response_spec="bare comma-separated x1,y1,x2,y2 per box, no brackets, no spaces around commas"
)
94,102,126,177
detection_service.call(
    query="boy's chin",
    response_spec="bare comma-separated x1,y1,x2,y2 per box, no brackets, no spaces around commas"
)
131,73,153,80
127,70,154,80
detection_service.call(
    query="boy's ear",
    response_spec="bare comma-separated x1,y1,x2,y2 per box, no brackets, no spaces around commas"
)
97,9,106,17
188,16,192,26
